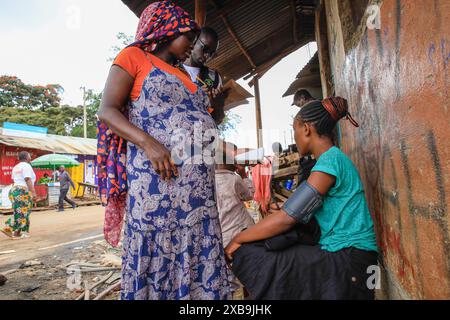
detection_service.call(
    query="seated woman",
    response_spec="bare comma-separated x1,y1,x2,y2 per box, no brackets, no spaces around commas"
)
225,97,379,300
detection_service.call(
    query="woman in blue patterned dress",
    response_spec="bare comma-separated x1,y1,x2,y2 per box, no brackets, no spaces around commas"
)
97,1,230,300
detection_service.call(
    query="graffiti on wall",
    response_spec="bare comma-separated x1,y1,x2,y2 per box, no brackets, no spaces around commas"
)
325,0,450,298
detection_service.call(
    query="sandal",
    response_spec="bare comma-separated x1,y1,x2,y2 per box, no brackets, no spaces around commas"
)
1,228,13,238
11,234,27,240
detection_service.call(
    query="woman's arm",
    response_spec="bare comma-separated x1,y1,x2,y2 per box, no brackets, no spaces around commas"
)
234,209,296,244
225,171,336,260
25,177,36,201
97,66,178,181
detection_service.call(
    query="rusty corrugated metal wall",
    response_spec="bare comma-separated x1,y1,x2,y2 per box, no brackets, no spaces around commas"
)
320,0,449,299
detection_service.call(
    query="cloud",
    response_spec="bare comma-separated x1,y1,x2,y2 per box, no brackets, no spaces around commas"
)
0,0,137,105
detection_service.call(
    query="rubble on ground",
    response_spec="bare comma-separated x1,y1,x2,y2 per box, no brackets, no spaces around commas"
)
0,239,122,300
0,274,7,286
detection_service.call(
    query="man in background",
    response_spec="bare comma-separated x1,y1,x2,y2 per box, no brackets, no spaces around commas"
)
57,165,76,212
181,27,227,124
292,89,316,108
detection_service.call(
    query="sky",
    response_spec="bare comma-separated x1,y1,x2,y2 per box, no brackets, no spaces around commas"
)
0,0,317,154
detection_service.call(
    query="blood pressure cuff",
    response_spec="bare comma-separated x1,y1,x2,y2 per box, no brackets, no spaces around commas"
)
282,181,323,224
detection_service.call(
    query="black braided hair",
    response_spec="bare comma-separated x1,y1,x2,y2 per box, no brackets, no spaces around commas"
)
294,100,337,138
294,97,358,138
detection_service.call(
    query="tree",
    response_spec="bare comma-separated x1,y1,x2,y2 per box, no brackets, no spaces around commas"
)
0,75,87,136
0,105,82,136
70,90,102,139
0,75,63,110
218,111,241,138
108,32,134,62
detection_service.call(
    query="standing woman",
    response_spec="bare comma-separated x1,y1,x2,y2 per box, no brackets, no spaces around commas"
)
1,151,36,239
97,1,230,300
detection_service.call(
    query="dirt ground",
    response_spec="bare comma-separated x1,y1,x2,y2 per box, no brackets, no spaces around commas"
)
0,205,121,300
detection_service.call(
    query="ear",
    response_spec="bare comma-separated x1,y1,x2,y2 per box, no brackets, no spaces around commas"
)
303,122,313,137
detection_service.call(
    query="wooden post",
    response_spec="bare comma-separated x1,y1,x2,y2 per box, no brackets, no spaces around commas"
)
195,0,207,27
315,0,333,97
253,76,263,148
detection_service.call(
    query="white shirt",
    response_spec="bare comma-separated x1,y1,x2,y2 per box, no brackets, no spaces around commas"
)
11,162,36,187
182,64,201,83
215,169,255,247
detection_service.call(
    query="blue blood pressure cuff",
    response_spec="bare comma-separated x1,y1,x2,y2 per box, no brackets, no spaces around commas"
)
282,181,323,224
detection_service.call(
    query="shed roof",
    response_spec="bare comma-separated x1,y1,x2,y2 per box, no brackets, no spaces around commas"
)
121,0,316,82
283,51,322,98
0,127,97,155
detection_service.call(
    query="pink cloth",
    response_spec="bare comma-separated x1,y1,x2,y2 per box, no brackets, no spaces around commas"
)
251,159,272,214
104,195,126,247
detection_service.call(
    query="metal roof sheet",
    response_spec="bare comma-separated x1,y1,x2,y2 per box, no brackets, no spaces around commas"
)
121,0,316,81
0,127,97,155
283,51,322,97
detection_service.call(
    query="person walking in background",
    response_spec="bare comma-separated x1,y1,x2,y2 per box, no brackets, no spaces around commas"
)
1,151,36,239
57,165,76,212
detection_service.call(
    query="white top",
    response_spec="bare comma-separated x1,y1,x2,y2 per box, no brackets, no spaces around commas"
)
215,169,255,247
182,64,200,83
11,162,36,188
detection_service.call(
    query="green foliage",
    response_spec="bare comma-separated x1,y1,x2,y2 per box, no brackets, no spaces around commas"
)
0,75,63,110
0,105,82,136
0,75,100,138
108,32,134,62
218,111,241,138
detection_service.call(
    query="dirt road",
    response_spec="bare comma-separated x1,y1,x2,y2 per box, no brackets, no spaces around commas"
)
0,205,124,300
0,205,104,267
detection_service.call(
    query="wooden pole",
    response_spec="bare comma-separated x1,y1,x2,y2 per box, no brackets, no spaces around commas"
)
80,86,87,138
195,0,207,27
290,0,299,43
253,76,263,148
315,0,333,97
220,14,256,69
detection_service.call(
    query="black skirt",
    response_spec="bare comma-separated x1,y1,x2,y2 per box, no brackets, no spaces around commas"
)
232,242,378,300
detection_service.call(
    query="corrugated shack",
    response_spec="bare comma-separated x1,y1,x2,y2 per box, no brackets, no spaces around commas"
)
0,126,97,209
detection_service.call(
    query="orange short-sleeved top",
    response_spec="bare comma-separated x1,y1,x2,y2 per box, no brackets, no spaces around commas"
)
113,46,198,101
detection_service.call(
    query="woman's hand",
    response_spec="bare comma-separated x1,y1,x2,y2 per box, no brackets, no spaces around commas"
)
28,190,37,202
142,136,178,181
208,87,222,99
235,164,247,179
225,239,242,262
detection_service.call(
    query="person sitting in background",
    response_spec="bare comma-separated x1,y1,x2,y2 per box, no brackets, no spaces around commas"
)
215,140,255,299
38,173,51,184
215,140,255,248
292,89,316,108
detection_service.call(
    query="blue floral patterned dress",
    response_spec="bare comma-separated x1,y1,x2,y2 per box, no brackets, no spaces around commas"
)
120,55,230,300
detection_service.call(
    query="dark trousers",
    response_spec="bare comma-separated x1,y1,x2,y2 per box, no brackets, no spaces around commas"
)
58,188,75,209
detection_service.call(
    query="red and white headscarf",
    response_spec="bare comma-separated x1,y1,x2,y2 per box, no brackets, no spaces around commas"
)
130,1,199,53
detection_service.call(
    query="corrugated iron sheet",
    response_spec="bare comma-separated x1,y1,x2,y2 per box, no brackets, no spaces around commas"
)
121,0,316,81
283,51,322,97
0,128,97,155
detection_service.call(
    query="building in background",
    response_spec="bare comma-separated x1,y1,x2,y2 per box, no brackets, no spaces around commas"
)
0,125,97,209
